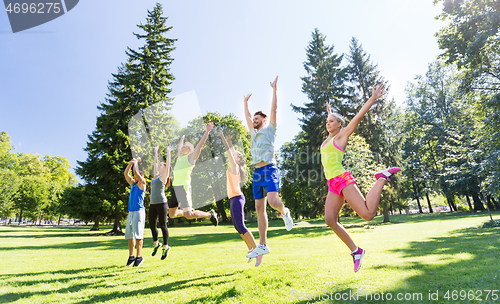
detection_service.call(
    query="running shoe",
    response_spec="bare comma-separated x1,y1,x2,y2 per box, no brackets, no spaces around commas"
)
254,254,264,267
209,209,218,226
152,242,162,256
161,246,171,260
126,256,135,267
374,167,401,182
247,244,271,259
351,247,365,272
282,207,293,231
133,256,145,267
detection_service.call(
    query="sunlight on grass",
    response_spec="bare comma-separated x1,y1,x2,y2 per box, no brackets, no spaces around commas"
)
0,211,499,303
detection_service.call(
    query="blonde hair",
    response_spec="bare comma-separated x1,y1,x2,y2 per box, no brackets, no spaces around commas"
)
329,112,345,126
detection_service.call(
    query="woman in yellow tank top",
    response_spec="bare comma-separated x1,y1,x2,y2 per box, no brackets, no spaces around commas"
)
218,131,262,267
321,84,401,272
167,122,218,226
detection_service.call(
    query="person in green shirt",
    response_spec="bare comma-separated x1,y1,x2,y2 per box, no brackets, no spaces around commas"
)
167,122,218,226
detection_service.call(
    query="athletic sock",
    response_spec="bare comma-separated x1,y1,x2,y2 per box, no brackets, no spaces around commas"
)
352,247,359,254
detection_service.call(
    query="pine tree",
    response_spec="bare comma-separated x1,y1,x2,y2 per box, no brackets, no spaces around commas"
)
76,3,176,233
292,28,350,149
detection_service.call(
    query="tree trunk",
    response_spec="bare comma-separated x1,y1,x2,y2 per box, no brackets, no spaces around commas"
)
480,192,494,222
57,214,62,225
446,194,456,212
215,199,228,222
425,192,433,213
472,193,484,211
416,196,423,213
111,211,123,235
490,196,500,210
18,209,23,225
383,203,390,223
90,221,100,231
465,195,474,213
212,182,228,222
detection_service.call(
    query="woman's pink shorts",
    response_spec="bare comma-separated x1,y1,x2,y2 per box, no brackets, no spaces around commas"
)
327,172,357,196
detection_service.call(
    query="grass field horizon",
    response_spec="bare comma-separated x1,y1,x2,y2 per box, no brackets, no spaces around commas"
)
1,211,499,303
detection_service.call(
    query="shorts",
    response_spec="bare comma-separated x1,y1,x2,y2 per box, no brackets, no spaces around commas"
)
327,171,357,196
253,164,280,200
124,209,145,240
168,185,192,209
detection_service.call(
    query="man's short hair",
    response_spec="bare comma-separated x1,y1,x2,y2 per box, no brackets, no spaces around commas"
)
254,111,267,118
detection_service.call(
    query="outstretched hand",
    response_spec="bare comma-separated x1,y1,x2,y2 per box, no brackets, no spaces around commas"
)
270,76,278,90
244,94,252,103
206,122,214,131
372,83,386,100
218,130,224,138
325,102,332,114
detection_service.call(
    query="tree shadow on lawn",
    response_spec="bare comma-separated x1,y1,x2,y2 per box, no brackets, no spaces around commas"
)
0,224,333,252
1,265,128,302
297,226,500,304
72,271,243,304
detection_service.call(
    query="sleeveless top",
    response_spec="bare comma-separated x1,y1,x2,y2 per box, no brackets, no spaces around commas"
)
128,183,145,212
150,175,167,204
320,136,346,180
172,155,194,187
227,168,244,199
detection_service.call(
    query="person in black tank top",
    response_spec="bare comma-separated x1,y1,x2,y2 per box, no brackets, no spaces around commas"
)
149,146,172,260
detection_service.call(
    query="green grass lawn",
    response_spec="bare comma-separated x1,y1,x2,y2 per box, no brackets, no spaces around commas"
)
1,211,499,304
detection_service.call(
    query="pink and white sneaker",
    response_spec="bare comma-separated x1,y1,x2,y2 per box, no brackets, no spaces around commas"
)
374,167,401,182
351,247,365,272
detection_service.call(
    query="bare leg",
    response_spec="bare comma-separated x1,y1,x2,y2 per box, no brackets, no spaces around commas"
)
266,192,286,214
182,207,210,220
136,239,143,257
342,179,386,221
324,191,357,252
255,197,268,245
240,231,257,250
168,207,184,219
128,239,135,256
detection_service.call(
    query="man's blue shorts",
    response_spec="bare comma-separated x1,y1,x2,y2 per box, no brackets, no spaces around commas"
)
253,164,280,200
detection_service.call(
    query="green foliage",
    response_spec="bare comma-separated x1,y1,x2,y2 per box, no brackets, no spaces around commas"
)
76,4,176,231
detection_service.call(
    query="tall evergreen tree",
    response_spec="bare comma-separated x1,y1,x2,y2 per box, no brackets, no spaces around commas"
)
76,3,176,233
293,28,350,149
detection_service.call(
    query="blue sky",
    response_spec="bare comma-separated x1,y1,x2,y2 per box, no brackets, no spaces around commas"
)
0,0,445,181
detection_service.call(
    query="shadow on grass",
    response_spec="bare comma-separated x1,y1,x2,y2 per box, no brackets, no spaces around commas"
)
305,225,500,304
0,266,128,302
72,271,243,304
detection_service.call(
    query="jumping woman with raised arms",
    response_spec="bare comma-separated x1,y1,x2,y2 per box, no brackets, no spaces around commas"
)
218,131,262,266
149,145,172,260
168,122,218,226
322,83,401,272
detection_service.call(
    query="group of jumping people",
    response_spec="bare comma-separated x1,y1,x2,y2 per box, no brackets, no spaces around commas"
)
123,76,401,271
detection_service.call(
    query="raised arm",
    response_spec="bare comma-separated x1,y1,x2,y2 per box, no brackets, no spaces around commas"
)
133,157,146,186
124,159,135,185
270,76,278,126
154,145,159,177
243,94,253,132
188,122,214,164
325,102,332,115
177,135,185,157
165,147,171,178
338,83,385,140
218,131,237,174
226,134,236,154
160,147,171,184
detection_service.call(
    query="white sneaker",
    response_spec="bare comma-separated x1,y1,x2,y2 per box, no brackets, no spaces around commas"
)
282,208,293,231
247,244,271,259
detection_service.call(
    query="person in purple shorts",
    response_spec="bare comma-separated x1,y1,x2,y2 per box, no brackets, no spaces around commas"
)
244,76,294,261
321,83,401,272
218,131,261,266
123,157,147,267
